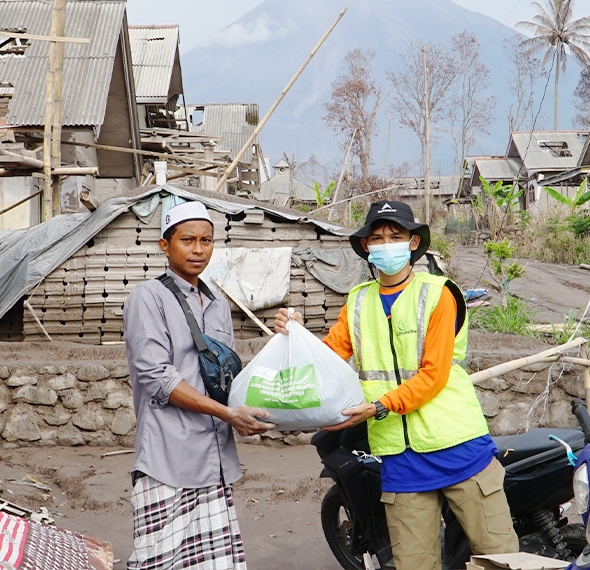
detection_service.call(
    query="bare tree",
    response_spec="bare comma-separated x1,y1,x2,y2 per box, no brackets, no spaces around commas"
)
295,154,331,188
517,0,590,130
574,66,590,128
447,32,496,173
504,35,544,133
323,48,385,185
387,41,458,178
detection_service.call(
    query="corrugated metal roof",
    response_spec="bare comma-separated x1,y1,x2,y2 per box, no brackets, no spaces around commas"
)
0,0,125,127
473,158,522,183
128,25,179,103
510,131,588,172
190,103,259,164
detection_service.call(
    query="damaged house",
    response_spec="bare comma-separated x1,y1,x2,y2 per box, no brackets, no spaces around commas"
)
462,131,590,212
0,0,142,223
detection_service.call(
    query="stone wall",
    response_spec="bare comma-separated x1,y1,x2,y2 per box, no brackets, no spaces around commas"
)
0,361,134,448
0,333,586,447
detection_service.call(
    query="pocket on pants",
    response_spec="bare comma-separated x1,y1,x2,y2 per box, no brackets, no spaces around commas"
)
475,458,514,536
381,492,401,548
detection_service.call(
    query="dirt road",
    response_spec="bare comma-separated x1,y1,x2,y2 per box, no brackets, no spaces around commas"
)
0,443,342,570
456,246,590,324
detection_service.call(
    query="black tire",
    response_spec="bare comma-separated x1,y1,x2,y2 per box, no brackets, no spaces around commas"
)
560,523,586,556
321,485,366,570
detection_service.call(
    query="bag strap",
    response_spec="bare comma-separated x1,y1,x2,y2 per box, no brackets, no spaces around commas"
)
157,274,213,357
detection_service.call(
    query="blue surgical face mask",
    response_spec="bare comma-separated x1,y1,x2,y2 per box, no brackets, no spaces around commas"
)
367,242,411,276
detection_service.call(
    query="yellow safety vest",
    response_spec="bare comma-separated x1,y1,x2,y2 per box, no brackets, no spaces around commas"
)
347,272,488,456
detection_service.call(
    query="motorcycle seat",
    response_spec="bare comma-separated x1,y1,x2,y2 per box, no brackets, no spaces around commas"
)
494,427,584,467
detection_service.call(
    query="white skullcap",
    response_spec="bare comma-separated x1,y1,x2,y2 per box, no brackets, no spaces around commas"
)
162,201,213,236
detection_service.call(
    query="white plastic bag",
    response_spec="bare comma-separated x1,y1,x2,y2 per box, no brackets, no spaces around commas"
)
228,319,365,430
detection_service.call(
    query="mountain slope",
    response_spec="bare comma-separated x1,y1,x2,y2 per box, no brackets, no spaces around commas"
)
181,0,581,176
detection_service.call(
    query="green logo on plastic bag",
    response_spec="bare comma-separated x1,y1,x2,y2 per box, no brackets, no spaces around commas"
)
245,364,321,409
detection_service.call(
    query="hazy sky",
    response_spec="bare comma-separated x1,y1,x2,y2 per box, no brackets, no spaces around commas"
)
125,0,588,52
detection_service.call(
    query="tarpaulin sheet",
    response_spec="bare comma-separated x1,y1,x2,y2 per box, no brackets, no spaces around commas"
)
0,185,351,319
292,247,372,294
201,247,291,311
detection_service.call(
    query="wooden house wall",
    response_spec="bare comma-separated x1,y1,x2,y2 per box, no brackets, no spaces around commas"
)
23,207,350,343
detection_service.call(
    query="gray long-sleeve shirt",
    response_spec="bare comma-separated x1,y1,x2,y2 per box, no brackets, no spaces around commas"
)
123,268,241,489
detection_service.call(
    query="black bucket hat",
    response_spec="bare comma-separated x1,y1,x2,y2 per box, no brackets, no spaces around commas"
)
349,200,430,264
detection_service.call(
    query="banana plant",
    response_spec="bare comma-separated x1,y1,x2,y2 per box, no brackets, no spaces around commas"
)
313,181,335,208
543,178,590,214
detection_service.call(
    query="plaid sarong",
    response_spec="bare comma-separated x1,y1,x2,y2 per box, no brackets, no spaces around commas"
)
127,474,246,570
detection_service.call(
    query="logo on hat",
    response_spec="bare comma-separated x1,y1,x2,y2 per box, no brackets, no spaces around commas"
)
165,214,170,224
378,203,396,214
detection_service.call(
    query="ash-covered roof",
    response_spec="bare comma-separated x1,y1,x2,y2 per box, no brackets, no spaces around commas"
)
128,25,181,104
472,157,523,183
508,131,589,173
0,0,126,128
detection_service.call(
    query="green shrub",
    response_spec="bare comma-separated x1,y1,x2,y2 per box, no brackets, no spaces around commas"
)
567,213,590,238
469,296,537,337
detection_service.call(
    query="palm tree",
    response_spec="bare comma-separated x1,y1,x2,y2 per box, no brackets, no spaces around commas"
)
517,0,590,130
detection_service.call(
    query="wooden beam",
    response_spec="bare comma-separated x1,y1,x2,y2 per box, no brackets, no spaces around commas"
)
79,189,99,212
211,277,274,336
0,189,43,216
0,30,89,44
59,139,214,165
23,300,52,341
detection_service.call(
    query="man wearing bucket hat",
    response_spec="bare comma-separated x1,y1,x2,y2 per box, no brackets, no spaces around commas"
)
124,200,274,570
275,200,517,570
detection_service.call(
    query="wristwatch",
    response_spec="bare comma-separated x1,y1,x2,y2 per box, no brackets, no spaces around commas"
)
372,399,389,421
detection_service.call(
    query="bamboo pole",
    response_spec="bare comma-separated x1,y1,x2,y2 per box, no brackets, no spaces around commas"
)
0,149,44,169
42,17,57,220
42,0,67,221
51,0,66,216
470,337,588,385
213,8,347,193
541,355,590,367
211,277,274,336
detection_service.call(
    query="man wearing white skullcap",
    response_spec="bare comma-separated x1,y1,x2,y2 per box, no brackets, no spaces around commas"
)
124,200,273,570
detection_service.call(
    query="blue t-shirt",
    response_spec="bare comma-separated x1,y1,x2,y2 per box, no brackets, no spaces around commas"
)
378,287,495,492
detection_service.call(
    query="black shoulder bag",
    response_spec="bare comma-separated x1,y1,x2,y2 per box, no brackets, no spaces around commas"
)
157,274,242,405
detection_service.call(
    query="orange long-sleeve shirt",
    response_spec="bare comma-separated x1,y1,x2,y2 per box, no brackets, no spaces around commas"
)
322,280,458,415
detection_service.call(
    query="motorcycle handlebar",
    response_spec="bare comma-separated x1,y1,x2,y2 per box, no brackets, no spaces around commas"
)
571,398,590,443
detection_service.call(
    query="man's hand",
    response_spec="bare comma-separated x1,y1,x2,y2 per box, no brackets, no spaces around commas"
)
226,406,276,437
274,308,303,334
322,402,377,432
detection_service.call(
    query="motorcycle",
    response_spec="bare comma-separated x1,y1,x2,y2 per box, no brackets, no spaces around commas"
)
312,420,587,569
566,398,590,570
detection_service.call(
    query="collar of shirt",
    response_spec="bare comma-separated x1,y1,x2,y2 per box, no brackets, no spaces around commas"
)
164,267,217,311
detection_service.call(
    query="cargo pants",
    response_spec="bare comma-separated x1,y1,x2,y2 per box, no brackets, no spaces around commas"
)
381,457,519,570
